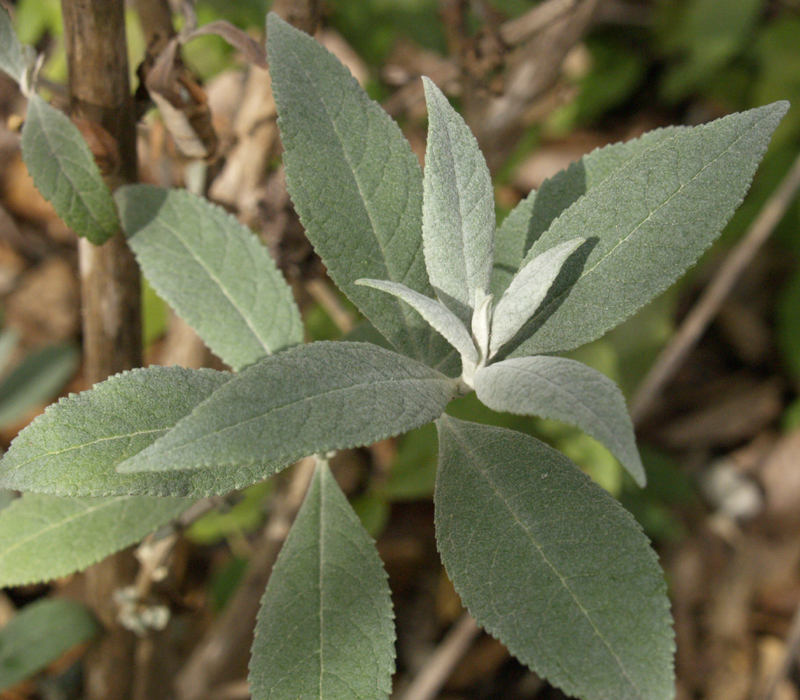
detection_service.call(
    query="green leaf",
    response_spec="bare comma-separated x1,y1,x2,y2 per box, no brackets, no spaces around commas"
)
356,278,477,365
491,126,687,297
435,417,674,700
0,328,19,374
0,5,26,84
507,102,788,357
21,95,119,245
120,342,457,473
0,598,100,692
116,185,302,371
0,366,285,497
422,77,494,321
0,342,79,428
474,356,645,486
267,14,452,371
0,492,192,586
249,460,394,700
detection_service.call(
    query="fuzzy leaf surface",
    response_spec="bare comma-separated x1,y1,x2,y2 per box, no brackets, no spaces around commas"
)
474,356,644,485
505,103,787,357
21,95,119,245
422,77,494,320
0,366,285,497
0,493,192,586
267,14,451,371
116,185,302,371
435,417,674,700
0,5,25,83
0,598,100,691
120,342,457,473
249,461,394,700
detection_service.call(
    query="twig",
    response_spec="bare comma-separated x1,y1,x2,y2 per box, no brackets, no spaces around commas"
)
306,278,355,334
630,150,800,425
499,0,577,45
394,612,482,700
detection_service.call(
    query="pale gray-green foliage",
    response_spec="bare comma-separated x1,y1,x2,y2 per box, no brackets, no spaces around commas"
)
0,493,192,586
119,342,457,473
0,598,100,691
249,461,394,700
491,126,688,296
0,5,25,83
266,14,454,373
435,417,674,700
504,102,789,358
473,357,645,485
0,366,285,497
422,77,494,323
21,95,120,245
116,185,303,371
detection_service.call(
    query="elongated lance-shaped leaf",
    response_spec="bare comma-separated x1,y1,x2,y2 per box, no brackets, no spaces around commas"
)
119,342,457,474
0,5,26,83
116,185,302,371
422,77,495,322
491,126,687,297
0,598,100,692
0,366,286,498
0,492,192,587
474,356,645,485
356,278,478,365
250,460,394,700
267,14,452,371
435,417,674,700
21,95,119,245
489,238,585,358
505,102,788,358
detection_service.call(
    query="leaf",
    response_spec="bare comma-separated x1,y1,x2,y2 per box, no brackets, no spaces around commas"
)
422,77,495,321
489,239,585,357
474,356,645,486
0,598,100,692
0,342,79,428
0,492,192,587
0,366,286,497
506,102,788,357
267,14,452,371
116,185,302,371
356,278,478,364
21,95,119,245
491,126,688,297
249,460,394,700
120,342,457,473
435,417,674,700
0,4,26,84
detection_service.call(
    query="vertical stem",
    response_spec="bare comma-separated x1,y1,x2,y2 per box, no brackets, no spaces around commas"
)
60,2,140,699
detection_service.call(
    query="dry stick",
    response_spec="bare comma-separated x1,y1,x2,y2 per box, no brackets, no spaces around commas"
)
629,151,800,425
60,2,141,700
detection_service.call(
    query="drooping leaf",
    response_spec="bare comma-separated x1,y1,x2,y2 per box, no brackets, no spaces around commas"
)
0,342,79,428
489,239,585,357
119,342,457,473
0,492,192,586
267,13,452,371
116,185,302,371
505,102,787,357
435,417,674,700
0,598,100,692
491,126,688,297
356,278,477,365
422,77,494,321
0,5,26,84
474,356,645,485
0,366,286,497
21,95,119,245
249,460,394,700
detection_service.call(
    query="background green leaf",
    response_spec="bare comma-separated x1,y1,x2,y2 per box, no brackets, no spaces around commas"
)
249,460,394,700
435,417,674,700
0,5,26,83
116,185,302,371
